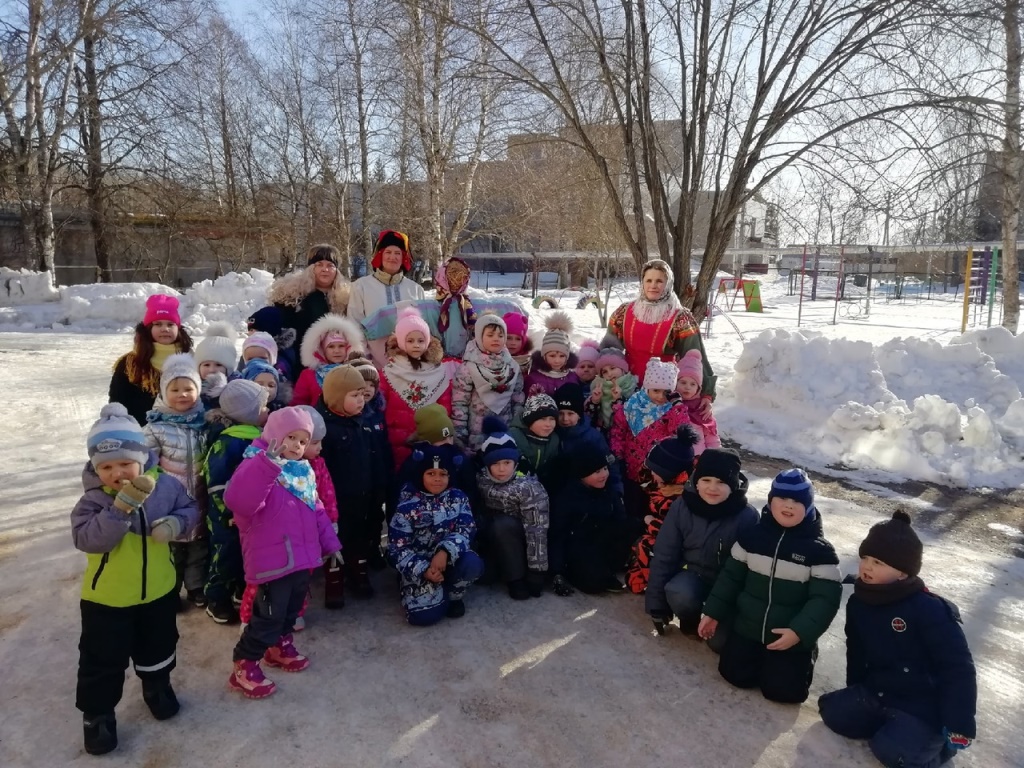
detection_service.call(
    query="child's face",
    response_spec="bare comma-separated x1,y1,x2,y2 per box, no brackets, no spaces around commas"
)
422,468,450,495
858,555,907,585
480,325,506,354
199,361,227,378
529,416,556,438
676,375,700,400
600,364,624,380
166,378,199,412
557,409,579,428
581,465,609,489
150,320,179,345
361,383,376,402
488,459,516,482
254,373,278,400
404,331,428,360
647,388,668,404
506,334,524,355
96,459,142,490
324,341,350,364
303,438,323,460
544,350,568,371
342,389,366,416
244,347,271,363
279,429,310,461
696,476,731,505
769,496,806,528
576,361,596,382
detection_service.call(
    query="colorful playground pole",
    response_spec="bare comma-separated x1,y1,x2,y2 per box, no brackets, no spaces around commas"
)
960,246,973,333
987,247,1000,328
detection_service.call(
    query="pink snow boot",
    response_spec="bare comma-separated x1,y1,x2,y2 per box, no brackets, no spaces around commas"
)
263,634,310,672
228,659,276,699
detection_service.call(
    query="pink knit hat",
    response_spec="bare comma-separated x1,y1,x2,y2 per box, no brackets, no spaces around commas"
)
143,294,181,326
395,306,431,353
243,332,279,365
644,359,678,391
263,406,314,444
596,345,628,373
503,312,529,337
577,339,600,364
676,349,704,388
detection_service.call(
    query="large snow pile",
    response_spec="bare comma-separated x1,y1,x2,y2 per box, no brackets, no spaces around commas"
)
0,267,59,305
717,329,1024,488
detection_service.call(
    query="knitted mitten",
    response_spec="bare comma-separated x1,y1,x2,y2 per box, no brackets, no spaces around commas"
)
113,475,156,515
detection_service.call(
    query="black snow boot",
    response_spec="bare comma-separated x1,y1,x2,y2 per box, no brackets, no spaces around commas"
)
446,599,466,619
142,677,180,721
206,598,239,625
83,712,117,756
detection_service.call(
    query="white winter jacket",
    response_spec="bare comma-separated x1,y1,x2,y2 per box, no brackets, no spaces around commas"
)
347,271,425,322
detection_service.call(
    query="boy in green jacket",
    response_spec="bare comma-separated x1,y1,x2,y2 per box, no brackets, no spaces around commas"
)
699,468,841,703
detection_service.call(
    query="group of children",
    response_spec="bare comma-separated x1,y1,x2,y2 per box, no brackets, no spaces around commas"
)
72,293,977,768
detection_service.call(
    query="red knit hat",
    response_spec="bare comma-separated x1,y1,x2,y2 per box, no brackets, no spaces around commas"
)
371,230,413,272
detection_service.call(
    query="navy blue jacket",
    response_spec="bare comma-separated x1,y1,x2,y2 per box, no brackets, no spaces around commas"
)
549,479,626,576
845,588,977,738
555,416,623,495
319,400,391,499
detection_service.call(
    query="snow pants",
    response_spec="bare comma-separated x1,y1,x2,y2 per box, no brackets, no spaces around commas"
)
406,552,485,627
818,685,953,768
476,513,529,584
170,540,208,594
76,590,178,716
718,631,816,703
233,570,310,662
204,504,243,605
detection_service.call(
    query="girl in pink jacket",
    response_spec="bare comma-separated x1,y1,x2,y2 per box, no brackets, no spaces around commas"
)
379,306,459,468
223,407,341,699
291,314,365,407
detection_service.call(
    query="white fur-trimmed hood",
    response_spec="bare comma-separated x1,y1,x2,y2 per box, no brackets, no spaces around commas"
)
300,313,366,369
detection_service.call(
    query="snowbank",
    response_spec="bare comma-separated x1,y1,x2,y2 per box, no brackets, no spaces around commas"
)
0,267,59,305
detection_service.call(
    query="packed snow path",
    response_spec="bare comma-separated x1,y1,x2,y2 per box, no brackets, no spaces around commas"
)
0,333,1020,767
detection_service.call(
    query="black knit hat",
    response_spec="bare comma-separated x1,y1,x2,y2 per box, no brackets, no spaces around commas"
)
691,448,742,492
554,383,585,417
859,510,923,577
408,443,463,493
571,443,609,479
522,394,558,426
645,425,699,483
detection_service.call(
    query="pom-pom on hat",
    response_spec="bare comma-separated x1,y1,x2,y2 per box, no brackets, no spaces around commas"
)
503,312,529,338
241,359,280,384
247,306,284,337
571,442,610,480
371,230,413,272
540,311,573,356
263,406,314,444
219,379,270,425
522,393,558,426
643,358,678,391
769,468,815,517
87,403,150,469
294,405,326,442
676,349,704,388
159,353,202,401
409,404,455,445
596,345,628,374
645,425,700,483
395,306,431,352
692,448,743,493
243,332,278,366
859,510,923,577
577,339,600,364
479,416,520,466
143,294,181,327
554,382,585,417
474,313,507,349
322,365,366,414
195,322,238,372
408,443,464,493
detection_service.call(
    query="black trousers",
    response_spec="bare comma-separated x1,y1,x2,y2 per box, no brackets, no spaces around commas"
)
718,630,816,704
565,517,644,593
476,513,528,583
338,492,384,563
76,590,179,716
233,570,310,662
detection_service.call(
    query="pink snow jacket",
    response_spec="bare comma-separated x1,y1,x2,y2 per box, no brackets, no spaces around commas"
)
680,396,721,456
610,399,693,483
311,455,338,524
224,444,341,584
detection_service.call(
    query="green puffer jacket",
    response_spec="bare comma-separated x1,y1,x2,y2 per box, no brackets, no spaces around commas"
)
702,507,842,651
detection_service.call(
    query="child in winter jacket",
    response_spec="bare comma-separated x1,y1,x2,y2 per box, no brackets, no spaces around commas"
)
504,311,533,379
109,294,194,425
575,340,600,397
585,344,637,432
73,404,199,756
553,382,622,497
194,321,239,410
202,379,270,625
549,444,641,595
818,511,977,766
224,407,341,699
247,306,299,383
142,354,207,608
397,405,479,509
475,417,550,600
626,425,699,594
509,394,561,492
352,355,393,551
242,358,293,412
452,313,525,452
524,311,581,397
292,313,365,407
389,443,484,625
675,349,720,456
319,365,391,599
699,469,842,703
645,449,758,644
379,306,459,469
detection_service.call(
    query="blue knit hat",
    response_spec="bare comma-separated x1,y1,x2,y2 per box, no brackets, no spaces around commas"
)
769,468,815,516
87,403,149,469
479,416,520,466
241,358,280,383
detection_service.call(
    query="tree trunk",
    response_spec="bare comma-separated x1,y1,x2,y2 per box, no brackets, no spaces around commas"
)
1002,0,1021,333
80,7,112,282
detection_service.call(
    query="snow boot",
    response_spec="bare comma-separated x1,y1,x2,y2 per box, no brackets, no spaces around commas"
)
324,560,345,609
507,579,530,601
228,659,276,699
187,588,207,609
83,712,117,756
446,599,466,619
141,677,180,720
348,560,374,600
206,598,239,625
263,634,310,673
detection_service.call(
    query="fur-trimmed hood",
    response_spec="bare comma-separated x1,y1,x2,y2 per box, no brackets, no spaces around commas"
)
274,327,298,351
269,266,351,315
385,334,444,365
205,408,236,431
529,347,579,374
300,313,366,369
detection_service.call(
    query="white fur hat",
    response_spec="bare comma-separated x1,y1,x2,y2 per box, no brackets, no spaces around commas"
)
643,358,678,391
194,321,238,372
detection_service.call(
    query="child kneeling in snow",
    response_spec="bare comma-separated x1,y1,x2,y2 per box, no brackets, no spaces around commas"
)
224,407,341,699
72,404,199,756
388,444,483,625
818,510,977,767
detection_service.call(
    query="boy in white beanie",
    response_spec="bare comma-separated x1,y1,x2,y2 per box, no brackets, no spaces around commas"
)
195,321,239,409
72,403,199,755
